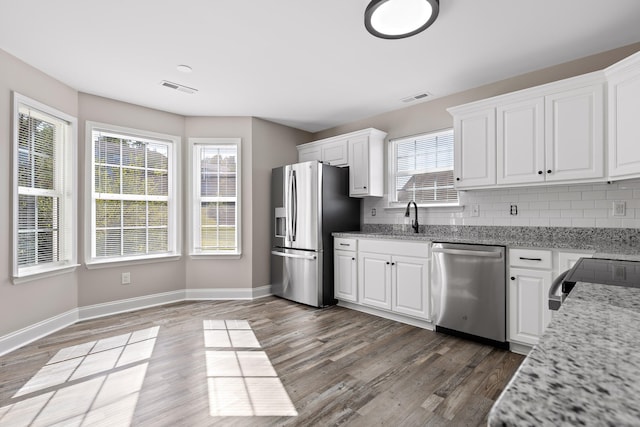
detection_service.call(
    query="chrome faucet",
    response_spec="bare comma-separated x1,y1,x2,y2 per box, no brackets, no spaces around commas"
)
404,201,419,233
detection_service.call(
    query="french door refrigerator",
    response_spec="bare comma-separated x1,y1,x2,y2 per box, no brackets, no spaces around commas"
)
271,161,360,307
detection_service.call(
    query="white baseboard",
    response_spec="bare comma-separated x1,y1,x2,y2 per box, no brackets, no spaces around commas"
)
0,309,79,357
185,285,272,300
78,290,186,321
0,286,273,357
337,301,435,331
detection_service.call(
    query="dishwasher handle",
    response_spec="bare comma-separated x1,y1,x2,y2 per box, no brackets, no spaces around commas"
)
431,247,503,258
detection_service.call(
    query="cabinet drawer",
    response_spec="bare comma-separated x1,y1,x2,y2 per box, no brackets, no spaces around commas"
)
509,249,552,269
358,239,429,258
334,238,357,251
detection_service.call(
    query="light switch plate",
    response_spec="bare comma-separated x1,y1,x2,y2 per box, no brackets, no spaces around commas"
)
613,201,626,217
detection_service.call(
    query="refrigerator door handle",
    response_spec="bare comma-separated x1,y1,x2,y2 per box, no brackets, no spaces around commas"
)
291,170,297,242
271,250,317,261
285,168,292,242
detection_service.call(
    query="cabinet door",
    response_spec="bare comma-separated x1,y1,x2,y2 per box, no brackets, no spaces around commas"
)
608,53,640,179
358,251,391,310
391,256,429,319
508,268,553,346
335,250,357,302
349,135,370,196
453,108,496,188
497,97,545,185
545,84,604,182
321,140,348,166
298,146,321,163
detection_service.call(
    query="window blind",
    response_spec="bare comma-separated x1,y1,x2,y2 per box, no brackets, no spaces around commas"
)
16,107,66,268
392,129,457,204
92,130,171,258
193,142,239,253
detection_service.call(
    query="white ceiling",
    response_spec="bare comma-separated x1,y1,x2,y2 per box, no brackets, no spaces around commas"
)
2,0,640,133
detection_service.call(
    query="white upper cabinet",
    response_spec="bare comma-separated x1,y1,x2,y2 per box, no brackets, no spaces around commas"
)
497,97,545,185
449,71,605,189
451,107,496,189
606,51,640,180
297,128,387,197
544,84,604,182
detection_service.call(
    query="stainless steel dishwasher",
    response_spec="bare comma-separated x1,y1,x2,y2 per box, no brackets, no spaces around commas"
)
431,243,507,347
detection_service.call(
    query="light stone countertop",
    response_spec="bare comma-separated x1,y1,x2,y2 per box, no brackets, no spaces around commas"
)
332,231,640,261
488,281,640,426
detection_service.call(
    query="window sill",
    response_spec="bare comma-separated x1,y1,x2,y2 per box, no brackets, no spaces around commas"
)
85,254,181,270
189,252,242,260
13,263,81,285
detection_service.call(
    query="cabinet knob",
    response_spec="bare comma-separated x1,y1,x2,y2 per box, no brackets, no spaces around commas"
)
538,171,543,175
456,177,460,181
547,169,552,174
352,257,355,261
391,262,395,266
510,276,515,281
386,261,390,265
364,186,367,189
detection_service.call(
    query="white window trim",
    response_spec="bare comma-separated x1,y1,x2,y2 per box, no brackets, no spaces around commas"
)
386,128,460,209
85,121,181,267
188,137,242,258
12,92,79,284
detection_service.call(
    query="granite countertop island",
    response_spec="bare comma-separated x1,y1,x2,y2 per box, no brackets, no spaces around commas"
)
488,281,640,426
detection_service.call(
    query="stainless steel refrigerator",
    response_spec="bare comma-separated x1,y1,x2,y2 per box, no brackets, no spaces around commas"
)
271,161,360,307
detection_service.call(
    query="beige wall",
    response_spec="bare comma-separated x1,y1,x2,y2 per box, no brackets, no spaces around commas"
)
250,118,311,287
77,94,186,306
183,116,255,289
313,42,640,142
0,50,79,336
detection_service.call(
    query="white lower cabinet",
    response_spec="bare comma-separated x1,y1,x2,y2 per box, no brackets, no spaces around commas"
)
334,249,357,302
359,252,392,309
391,255,429,319
508,267,553,346
336,238,430,323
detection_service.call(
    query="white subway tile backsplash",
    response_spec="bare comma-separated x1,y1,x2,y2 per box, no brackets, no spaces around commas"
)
571,218,596,227
364,180,640,229
606,189,633,199
571,200,595,209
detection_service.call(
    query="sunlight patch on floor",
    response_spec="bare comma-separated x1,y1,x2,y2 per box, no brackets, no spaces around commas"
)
0,326,159,426
203,320,297,417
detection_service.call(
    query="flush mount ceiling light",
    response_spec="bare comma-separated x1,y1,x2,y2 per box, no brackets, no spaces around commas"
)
365,0,439,39
176,64,192,73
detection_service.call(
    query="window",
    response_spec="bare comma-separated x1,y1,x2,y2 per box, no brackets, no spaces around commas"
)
87,122,180,265
12,93,78,281
189,138,241,256
390,129,457,206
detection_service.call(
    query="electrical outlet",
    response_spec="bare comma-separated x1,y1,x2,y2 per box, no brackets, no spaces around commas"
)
613,201,626,217
371,208,376,217
471,204,480,217
510,204,518,215
121,272,131,285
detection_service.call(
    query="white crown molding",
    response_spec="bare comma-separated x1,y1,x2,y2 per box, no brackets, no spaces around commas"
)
0,286,274,357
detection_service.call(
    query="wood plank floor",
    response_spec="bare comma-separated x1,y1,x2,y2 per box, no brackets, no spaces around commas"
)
0,297,524,426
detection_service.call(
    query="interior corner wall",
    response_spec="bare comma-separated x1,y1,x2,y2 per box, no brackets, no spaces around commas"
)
251,118,312,288
0,49,79,337
77,93,186,307
183,116,255,289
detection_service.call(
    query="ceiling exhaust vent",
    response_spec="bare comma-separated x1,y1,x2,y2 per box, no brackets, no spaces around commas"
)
401,92,430,103
160,80,198,94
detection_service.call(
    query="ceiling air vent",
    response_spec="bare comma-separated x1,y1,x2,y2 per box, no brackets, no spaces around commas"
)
401,92,430,103
160,80,198,94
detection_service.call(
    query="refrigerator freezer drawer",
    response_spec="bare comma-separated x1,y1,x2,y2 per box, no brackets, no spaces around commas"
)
271,248,323,307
